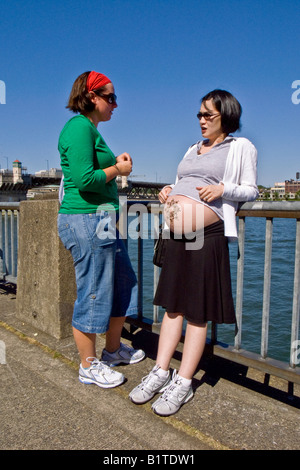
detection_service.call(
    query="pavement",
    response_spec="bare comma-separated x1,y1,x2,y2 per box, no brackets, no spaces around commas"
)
0,283,300,452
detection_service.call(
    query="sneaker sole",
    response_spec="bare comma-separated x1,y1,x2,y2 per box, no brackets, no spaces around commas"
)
152,389,194,416
129,377,171,405
79,375,125,389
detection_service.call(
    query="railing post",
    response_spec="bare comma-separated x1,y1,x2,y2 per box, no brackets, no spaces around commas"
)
0,210,3,278
16,199,75,339
290,218,300,368
137,237,143,318
234,216,245,350
10,210,16,278
261,217,273,359
4,211,9,275
153,208,160,324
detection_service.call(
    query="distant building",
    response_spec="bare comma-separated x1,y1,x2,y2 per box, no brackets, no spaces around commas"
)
258,181,297,200
116,175,128,189
27,184,60,199
270,182,285,199
35,168,62,178
12,159,23,183
285,179,300,194
0,160,31,185
0,168,13,184
0,160,31,202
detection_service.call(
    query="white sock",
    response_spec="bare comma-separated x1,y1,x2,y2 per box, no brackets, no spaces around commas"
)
155,365,169,377
178,374,192,387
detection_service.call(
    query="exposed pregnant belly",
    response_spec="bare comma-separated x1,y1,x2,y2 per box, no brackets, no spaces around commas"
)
164,195,220,235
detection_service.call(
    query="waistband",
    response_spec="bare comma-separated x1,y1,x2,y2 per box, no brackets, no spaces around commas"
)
170,220,224,243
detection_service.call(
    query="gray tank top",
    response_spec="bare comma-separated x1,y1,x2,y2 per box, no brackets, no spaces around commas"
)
169,137,233,220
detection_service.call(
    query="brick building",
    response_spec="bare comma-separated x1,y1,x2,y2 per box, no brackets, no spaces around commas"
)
285,179,300,194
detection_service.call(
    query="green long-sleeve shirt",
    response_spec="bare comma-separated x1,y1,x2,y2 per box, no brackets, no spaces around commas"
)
58,114,119,213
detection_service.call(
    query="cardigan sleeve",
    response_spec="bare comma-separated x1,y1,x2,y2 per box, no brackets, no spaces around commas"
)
221,138,259,202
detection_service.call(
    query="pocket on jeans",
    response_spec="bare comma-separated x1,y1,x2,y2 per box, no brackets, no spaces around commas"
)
58,223,81,263
92,213,117,248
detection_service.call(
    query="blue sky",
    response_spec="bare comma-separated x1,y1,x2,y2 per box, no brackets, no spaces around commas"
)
0,0,299,186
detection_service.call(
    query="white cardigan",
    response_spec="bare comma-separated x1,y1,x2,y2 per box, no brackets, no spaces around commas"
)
221,137,258,239
166,137,258,241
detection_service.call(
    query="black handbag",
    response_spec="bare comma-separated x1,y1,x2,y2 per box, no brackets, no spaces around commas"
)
153,227,168,267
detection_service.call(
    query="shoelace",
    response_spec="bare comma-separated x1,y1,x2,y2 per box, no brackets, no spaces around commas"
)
86,357,113,373
139,368,161,390
160,377,183,402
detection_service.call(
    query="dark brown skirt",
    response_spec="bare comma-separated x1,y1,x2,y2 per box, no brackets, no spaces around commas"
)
153,220,236,325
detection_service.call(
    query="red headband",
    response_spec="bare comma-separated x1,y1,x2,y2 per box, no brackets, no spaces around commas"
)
86,71,111,92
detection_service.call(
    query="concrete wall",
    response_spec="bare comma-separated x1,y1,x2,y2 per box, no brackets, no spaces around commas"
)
16,199,76,339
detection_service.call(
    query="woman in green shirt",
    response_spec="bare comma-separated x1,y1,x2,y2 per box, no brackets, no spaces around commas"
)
57,71,145,388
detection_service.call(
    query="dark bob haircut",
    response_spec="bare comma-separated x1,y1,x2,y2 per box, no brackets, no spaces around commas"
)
66,71,107,114
201,89,242,134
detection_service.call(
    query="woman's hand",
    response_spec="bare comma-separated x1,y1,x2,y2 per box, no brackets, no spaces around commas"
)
196,184,224,202
116,152,132,164
158,186,172,203
115,153,133,176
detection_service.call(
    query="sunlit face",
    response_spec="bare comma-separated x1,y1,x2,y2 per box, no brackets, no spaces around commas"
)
198,99,223,141
91,82,118,122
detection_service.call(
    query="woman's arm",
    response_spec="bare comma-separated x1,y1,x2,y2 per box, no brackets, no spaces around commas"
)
63,122,132,191
221,141,258,202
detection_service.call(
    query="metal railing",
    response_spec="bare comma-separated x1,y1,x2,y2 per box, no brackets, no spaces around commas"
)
126,200,300,386
1,200,299,386
0,202,19,284
212,201,300,386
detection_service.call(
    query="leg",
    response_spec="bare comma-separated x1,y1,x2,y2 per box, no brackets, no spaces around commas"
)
73,327,96,368
105,235,138,355
105,316,126,352
150,321,207,416
129,310,182,404
178,321,207,379
156,311,184,370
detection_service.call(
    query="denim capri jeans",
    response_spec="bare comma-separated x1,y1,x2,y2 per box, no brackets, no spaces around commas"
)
57,211,138,334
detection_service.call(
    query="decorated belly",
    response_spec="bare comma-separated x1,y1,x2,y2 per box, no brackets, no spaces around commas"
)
164,195,219,236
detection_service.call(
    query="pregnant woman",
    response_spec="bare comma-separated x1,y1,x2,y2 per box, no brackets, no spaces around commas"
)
129,89,258,415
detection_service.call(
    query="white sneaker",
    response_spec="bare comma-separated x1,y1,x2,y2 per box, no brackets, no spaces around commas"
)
129,365,171,404
101,343,145,366
79,357,125,388
151,370,193,416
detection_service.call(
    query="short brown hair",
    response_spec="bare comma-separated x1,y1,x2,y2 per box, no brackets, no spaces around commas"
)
201,89,242,134
66,71,106,114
